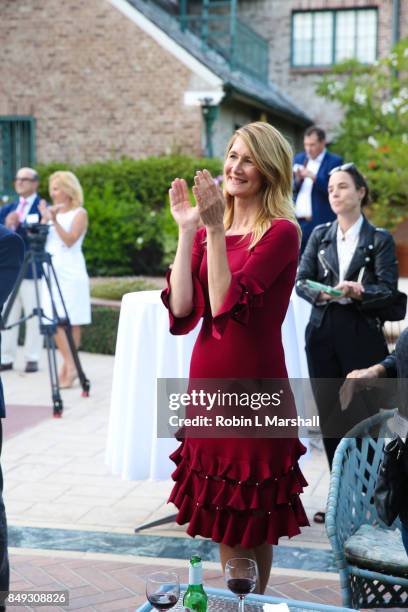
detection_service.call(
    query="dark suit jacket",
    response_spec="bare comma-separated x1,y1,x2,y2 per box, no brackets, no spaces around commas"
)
293,150,343,250
0,195,42,279
382,327,408,377
0,227,25,417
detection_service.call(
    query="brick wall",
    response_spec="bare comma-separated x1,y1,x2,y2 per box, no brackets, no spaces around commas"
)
238,0,402,138
0,0,205,164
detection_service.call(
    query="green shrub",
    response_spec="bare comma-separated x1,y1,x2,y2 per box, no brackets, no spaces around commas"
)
90,278,159,301
80,306,119,355
36,156,223,276
317,39,408,230
18,288,157,354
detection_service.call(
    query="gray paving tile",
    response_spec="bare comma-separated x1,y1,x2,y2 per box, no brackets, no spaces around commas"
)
3,348,330,549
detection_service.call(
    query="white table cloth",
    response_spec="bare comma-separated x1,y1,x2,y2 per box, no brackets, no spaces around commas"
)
106,290,310,481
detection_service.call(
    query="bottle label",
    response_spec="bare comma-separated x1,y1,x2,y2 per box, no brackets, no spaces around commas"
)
189,564,202,585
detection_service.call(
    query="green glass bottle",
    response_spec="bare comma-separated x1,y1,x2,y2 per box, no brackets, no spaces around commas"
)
183,555,208,611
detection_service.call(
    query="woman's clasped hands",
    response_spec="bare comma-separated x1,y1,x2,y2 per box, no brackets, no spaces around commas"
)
169,178,200,232
193,170,225,230
39,199,64,223
169,169,225,230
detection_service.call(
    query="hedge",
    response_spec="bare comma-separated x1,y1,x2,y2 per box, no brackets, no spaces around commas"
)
80,306,120,355
90,278,160,300
17,279,162,355
36,156,222,276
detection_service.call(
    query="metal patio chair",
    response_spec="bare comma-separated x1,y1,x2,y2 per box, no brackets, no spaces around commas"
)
326,409,408,609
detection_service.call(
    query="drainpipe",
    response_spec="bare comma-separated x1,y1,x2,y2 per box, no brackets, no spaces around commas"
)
230,0,237,71
180,0,188,31
202,0,209,48
392,0,400,47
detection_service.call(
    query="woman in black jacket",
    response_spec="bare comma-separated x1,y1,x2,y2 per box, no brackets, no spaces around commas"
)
296,164,399,484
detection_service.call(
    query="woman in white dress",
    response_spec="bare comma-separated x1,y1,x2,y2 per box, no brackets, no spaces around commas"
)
39,171,91,388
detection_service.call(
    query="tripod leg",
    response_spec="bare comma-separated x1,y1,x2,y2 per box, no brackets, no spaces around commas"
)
43,329,63,417
60,322,90,397
30,257,64,416
44,256,90,397
2,249,64,417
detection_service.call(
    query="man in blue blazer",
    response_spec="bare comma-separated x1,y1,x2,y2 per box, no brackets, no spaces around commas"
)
293,126,342,253
0,226,25,604
0,167,43,373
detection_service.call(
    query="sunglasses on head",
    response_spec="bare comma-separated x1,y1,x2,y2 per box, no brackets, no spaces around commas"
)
329,162,355,176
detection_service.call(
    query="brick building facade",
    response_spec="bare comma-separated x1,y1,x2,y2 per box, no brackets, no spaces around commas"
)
237,0,407,136
0,0,405,190
0,0,204,166
0,0,310,193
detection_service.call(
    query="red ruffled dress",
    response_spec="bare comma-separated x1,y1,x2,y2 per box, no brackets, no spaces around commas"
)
161,220,309,548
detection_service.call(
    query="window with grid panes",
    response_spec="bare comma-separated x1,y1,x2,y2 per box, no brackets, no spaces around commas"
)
291,8,378,68
0,117,36,197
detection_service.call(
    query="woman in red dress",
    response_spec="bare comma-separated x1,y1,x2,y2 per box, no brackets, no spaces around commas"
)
162,122,309,592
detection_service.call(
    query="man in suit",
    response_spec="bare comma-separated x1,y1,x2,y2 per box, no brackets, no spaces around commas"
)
0,226,25,606
293,126,343,253
0,167,43,373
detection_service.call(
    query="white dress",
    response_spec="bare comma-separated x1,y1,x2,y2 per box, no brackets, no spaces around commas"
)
42,208,91,325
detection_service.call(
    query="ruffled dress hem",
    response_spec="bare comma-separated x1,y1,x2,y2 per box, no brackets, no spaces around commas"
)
167,440,309,549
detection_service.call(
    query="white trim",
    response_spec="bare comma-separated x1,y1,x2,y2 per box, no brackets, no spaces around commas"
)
107,0,223,88
184,90,225,106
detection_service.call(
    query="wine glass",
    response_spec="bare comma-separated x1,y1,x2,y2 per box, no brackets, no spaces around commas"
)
225,557,258,611
146,571,180,610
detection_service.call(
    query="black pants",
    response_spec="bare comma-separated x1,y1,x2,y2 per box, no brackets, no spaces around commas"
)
0,421,9,610
306,304,389,469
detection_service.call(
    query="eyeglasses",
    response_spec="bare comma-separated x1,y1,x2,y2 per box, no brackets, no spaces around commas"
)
14,177,36,182
14,177,37,183
329,163,355,176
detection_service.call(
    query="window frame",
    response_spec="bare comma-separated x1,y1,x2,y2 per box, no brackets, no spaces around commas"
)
290,7,378,69
0,115,36,196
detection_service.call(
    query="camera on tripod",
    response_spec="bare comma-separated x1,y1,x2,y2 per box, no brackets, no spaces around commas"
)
2,217,90,414
24,222,49,254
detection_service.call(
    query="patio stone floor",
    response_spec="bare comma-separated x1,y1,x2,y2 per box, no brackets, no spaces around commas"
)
2,338,403,610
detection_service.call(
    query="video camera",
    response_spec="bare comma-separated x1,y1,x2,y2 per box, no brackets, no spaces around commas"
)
24,221,49,253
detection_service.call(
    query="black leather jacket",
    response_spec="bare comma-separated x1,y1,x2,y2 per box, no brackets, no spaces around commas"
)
296,216,399,328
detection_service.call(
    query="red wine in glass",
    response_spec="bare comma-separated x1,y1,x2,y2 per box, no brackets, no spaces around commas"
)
146,571,180,610
227,578,256,597
225,558,258,611
147,592,179,610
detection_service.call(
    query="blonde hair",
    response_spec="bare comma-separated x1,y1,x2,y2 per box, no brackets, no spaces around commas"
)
49,171,84,208
224,122,300,248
